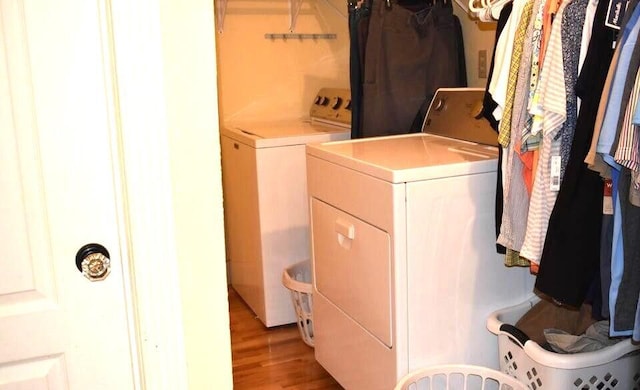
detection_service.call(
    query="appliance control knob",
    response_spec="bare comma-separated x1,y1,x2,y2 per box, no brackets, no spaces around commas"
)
433,98,446,111
345,99,352,110
314,95,322,105
330,97,343,109
320,97,329,106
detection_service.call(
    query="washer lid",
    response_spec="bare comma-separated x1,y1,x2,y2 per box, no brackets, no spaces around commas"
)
306,133,498,183
221,120,350,148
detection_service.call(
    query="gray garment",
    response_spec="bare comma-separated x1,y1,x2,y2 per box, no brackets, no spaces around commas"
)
613,167,640,332
544,321,622,353
361,0,463,138
497,0,540,252
497,144,531,251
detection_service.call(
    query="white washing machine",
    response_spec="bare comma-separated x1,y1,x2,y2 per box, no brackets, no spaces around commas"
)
306,89,535,389
221,88,351,327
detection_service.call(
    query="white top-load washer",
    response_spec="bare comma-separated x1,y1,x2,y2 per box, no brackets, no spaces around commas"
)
221,88,351,327
306,88,535,390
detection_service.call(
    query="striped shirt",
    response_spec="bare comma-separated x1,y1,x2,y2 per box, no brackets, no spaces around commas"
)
520,0,580,264
614,68,640,172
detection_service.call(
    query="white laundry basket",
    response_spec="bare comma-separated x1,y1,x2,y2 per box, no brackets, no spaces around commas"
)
394,364,527,390
487,296,640,390
282,260,314,347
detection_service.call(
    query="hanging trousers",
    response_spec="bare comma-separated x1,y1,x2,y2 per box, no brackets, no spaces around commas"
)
349,0,373,139
360,0,464,138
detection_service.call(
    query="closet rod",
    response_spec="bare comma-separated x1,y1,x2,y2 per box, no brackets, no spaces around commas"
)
290,0,348,31
264,33,337,40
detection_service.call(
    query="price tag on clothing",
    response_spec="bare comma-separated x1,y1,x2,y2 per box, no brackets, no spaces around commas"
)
603,179,614,215
550,155,561,191
605,0,630,30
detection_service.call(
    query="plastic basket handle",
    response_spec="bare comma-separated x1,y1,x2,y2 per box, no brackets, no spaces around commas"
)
499,324,530,347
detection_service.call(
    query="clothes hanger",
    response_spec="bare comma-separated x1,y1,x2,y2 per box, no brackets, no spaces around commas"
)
469,0,498,21
468,0,485,14
488,0,512,19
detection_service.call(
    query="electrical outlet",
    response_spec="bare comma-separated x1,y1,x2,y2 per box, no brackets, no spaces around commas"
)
478,50,488,79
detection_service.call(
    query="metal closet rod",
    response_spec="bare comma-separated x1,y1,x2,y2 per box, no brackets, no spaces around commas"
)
264,33,337,39
215,0,348,33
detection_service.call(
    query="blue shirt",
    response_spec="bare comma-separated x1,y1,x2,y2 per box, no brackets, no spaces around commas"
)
608,169,630,336
598,4,640,162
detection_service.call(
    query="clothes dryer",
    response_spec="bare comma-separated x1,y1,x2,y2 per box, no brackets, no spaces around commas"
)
306,88,535,389
221,88,351,327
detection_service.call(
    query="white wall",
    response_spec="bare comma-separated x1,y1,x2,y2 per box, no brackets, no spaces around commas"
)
216,0,351,122
453,5,497,88
160,0,233,388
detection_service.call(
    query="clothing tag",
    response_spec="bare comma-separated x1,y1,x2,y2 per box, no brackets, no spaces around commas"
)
550,156,561,191
605,0,629,30
603,179,614,215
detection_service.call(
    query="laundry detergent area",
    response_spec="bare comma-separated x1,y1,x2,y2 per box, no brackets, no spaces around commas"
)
216,0,640,388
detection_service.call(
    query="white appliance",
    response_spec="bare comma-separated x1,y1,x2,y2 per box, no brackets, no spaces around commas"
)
306,88,535,390
221,88,351,327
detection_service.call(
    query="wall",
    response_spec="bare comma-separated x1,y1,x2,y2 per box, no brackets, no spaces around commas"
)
453,5,497,89
160,0,234,388
216,0,350,122
215,0,497,122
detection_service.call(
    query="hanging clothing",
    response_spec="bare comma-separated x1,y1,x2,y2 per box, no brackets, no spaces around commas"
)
612,167,640,334
486,0,640,338
497,0,535,148
519,0,576,265
482,2,513,255
520,0,544,155
608,168,626,334
498,0,538,267
358,0,465,138
594,5,640,170
614,75,640,172
557,0,589,180
586,2,640,335
489,0,530,122
348,0,372,139
535,0,615,308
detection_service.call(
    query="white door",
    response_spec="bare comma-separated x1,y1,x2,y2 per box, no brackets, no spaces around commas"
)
0,0,138,388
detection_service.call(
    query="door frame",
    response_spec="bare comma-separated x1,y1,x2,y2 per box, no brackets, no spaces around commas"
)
107,0,232,388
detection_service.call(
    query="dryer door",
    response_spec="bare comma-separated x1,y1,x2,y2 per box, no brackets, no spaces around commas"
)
311,198,392,347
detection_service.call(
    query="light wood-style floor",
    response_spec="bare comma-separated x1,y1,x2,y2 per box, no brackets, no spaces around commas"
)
229,287,344,390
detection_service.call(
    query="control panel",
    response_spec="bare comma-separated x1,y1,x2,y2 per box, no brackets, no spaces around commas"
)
309,88,351,126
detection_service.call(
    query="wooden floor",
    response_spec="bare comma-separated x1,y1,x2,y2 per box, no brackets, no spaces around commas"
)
229,287,344,390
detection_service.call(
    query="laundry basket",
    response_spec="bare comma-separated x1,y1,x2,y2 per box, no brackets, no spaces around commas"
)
487,296,640,389
394,364,527,390
282,260,314,347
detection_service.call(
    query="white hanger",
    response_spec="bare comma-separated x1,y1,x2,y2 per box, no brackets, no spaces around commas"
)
488,0,512,19
468,0,484,13
468,0,501,21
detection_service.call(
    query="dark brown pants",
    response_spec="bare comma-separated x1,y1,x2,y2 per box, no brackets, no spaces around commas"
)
360,0,464,138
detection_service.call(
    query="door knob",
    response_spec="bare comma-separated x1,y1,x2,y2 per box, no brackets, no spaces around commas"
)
75,243,111,281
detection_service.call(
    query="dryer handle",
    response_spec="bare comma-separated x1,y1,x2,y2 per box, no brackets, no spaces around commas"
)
335,219,355,249
335,219,355,240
